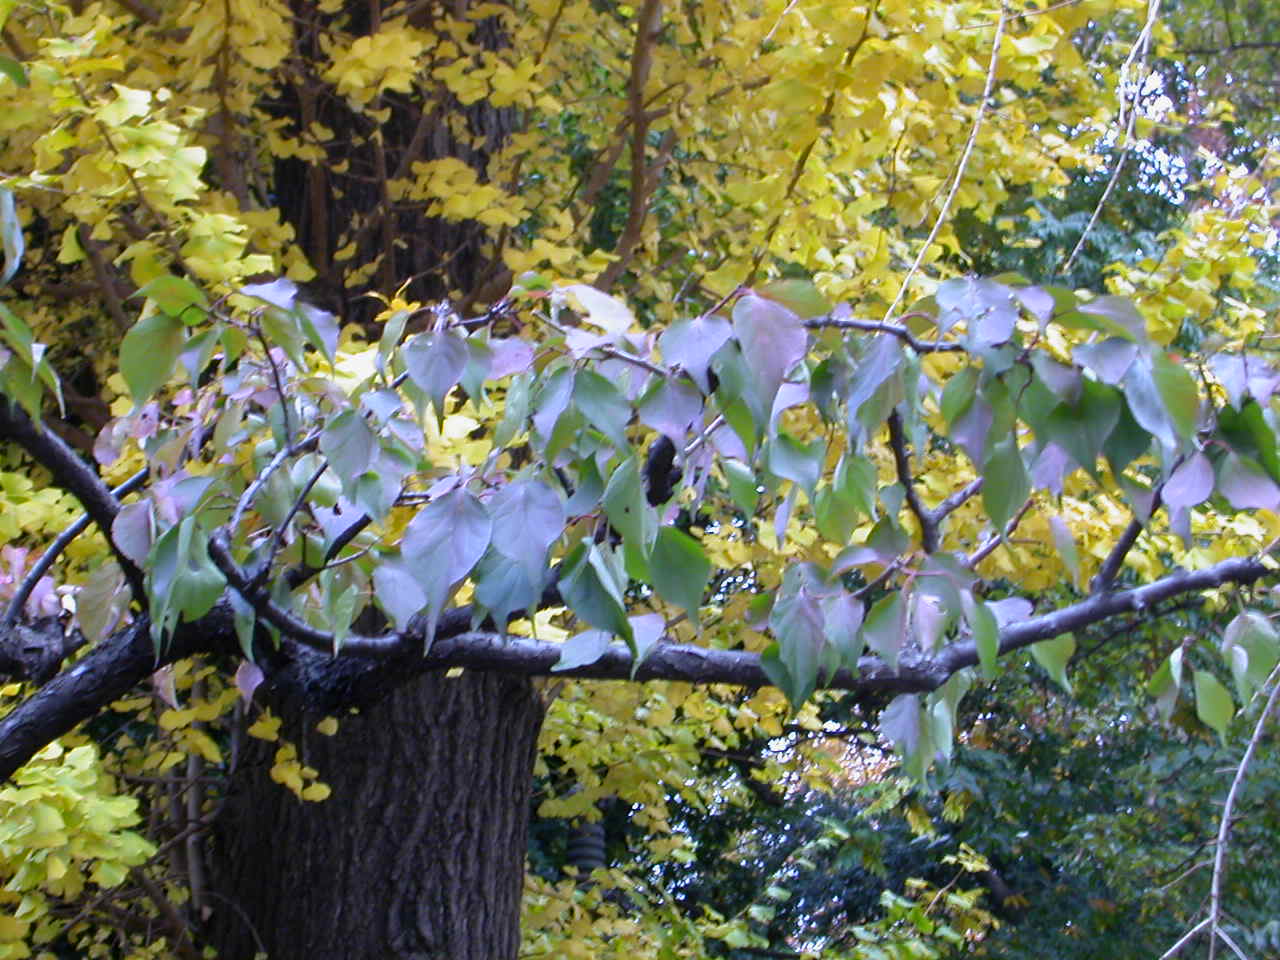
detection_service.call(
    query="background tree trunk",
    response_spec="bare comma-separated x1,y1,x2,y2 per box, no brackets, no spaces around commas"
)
209,669,546,960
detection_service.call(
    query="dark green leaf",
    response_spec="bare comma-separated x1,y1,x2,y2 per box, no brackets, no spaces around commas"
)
650,526,710,621
121,313,185,403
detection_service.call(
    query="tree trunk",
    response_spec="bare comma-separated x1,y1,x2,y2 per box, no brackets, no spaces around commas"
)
209,669,546,960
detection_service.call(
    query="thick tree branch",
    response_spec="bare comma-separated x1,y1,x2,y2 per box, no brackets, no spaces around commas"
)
0,397,146,600
0,551,1272,783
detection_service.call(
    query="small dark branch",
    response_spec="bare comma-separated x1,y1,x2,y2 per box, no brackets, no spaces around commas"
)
2,552,1277,781
228,431,319,535
0,397,146,600
1092,489,1162,594
0,618,83,685
252,463,326,589
933,476,983,524
805,313,965,353
596,0,664,292
284,513,374,589
77,224,131,332
209,532,401,655
967,496,1034,568
3,468,148,627
887,410,937,552
254,326,294,443
937,554,1276,677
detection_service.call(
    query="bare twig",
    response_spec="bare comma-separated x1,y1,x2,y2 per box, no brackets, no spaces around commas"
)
597,0,669,292
882,6,1005,321
1206,673,1280,958
888,410,937,552
0,398,146,601
3,468,148,627
1061,0,1161,275
804,313,966,354
967,495,1035,568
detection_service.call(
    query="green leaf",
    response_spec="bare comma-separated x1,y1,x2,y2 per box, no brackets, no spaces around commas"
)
319,408,376,491
121,313,185,403
767,431,825,495
1048,515,1080,588
940,366,978,426
603,456,657,553
650,526,710,621
401,486,493,638
574,369,632,452
1151,351,1198,444
658,312,732,394
769,564,830,708
1030,633,1075,694
1193,670,1234,743
722,459,759,514
473,549,541,631
404,330,468,418
553,628,613,672
982,437,1028,531
136,274,208,322
0,187,23,287
490,478,564,584
861,592,905,671
0,56,28,89
732,294,807,424
1220,610,1279,702
560,541,632,642
756,277,831,318
1040,378,1121,476
372,559,428,631
962,592,999,678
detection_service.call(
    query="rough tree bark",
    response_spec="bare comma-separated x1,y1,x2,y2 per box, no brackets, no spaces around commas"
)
209,669,547,960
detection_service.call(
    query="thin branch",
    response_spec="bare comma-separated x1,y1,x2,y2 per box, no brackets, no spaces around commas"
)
966,495,1034,567
595,0,665,292
1061,0,1160,275
1207,673,1280,956
3,468,148,627
804,313,966,354
0,398,146,601
77,224,130,332
934,477,983,523
882,6,1005,321
888,410,937,552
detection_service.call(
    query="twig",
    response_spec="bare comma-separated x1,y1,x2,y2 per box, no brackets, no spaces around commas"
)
252,462,327,588
967,495,1034,567
1093,482,1166,593
1060,0,1160,275
77,224,130,332
882,6,1005,321
1206,674,1280,958
804,313,966,354
0,398,147,601
597,0,669,292
888,410,937,552
3,468,148,627
254,326,295,445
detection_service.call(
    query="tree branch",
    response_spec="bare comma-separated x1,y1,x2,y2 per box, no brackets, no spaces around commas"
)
0,548,1273,784
888,409,937,552
0,397,146,600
